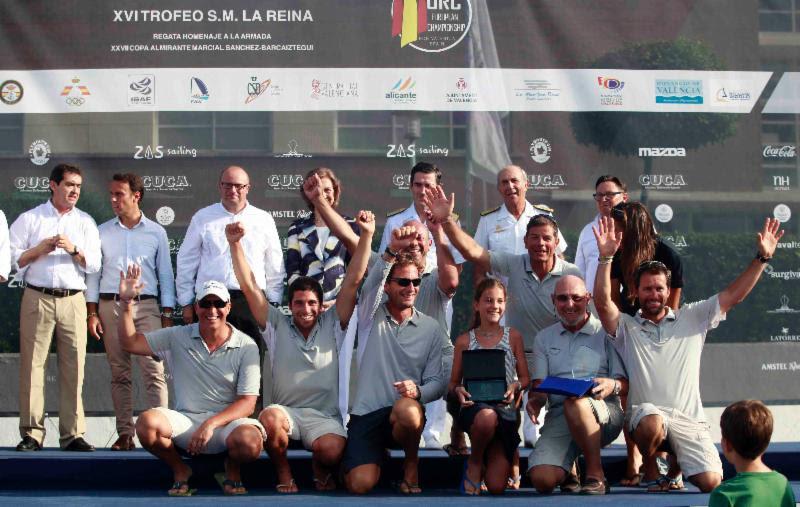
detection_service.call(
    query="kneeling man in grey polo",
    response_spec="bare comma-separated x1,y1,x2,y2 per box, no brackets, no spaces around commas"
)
593,216,784,493
227,210,375,493
527,275,627,496
118,271,264,496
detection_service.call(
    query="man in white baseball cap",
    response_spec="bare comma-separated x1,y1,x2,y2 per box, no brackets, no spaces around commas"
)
117,270,264,496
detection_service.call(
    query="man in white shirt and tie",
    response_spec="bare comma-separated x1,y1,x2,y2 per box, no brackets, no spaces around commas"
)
86,173,174,451
9,163,101,452
176,165,284,344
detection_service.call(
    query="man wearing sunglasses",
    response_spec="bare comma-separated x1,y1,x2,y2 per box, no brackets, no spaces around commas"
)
575,175,628,293
117,273,264,496
304,174,460,452
593,216,784,493
176,165,284,346
344,250,447,495
526,275,628,495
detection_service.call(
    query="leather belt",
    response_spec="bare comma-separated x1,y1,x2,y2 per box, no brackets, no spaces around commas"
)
99,292,157,301
26,285,82,298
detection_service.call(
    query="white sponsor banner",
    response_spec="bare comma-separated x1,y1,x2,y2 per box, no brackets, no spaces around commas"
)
0,68,771,113
763,72,800,114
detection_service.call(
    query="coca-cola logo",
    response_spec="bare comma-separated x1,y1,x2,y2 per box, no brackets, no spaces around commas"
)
763,145,796,158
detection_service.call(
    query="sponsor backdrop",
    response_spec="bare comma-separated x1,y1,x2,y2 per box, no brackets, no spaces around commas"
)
0,0,798,412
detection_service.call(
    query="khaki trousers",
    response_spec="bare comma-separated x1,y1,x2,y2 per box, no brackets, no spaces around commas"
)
19,288,87,447
98,298,168,437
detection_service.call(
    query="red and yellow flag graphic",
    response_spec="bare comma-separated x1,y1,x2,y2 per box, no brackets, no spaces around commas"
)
391,0,427,48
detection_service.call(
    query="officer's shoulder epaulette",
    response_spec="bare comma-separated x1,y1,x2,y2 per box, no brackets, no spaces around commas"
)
533,203,554,214
480,205,501,216
386,207,406,217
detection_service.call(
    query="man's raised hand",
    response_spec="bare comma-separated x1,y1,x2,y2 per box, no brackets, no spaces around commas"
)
389,225,419,252
592,216,622,257
758,218,784,260
225,222,246,244
422,185,454,224
118,263,145,301
356,210,375,236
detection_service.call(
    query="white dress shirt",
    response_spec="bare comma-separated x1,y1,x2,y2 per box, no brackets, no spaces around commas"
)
176,202,284,306
0,211,10,281
575,214,602,293
473,200,567,256
9,200,101,290
86,214,176,307
378,203,466,268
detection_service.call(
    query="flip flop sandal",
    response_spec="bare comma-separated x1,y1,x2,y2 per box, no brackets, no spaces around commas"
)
394,479,422,495
619,471,644,487
275,478,298,494
506,474,522,490
313,473,335,491
645,474,684,493
167,479,197,497
214,473,247,495
459,462,481,496
443,443,469,457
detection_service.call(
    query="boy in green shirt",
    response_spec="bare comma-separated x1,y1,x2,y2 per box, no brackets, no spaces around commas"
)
709,400,796,507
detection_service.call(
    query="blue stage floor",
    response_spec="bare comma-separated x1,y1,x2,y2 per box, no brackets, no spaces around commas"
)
1,444,798,505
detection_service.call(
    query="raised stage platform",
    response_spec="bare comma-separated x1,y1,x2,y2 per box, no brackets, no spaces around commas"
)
1,444,798,505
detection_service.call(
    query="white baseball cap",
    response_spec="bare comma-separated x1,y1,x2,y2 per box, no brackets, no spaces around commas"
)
196,280,230,303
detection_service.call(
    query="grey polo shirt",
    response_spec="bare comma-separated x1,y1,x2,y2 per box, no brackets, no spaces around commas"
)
262,305,344,417
534,315,627,418
611,295,725,423
364,256,455,379
146,323,260,414
490,252,583,351
351,257,447,416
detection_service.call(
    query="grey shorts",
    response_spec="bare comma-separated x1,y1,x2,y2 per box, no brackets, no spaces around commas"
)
627,403,722,478
528,397,623,472
154,407,266,455
262,404,346,449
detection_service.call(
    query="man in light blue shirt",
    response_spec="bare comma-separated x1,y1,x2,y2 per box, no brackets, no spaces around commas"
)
86,173,174,451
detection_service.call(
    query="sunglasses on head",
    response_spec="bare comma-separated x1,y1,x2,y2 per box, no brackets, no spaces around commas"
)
554,294,587,303
390,277,422,287
198,298,227,309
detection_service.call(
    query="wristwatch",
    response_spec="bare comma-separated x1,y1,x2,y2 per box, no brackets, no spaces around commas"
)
755,252,771,263
612,380,621,396
69,245,79,256
384,247,399,258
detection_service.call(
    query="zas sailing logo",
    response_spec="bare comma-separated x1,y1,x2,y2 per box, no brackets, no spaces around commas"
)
61,77,90,107
390,0,472,53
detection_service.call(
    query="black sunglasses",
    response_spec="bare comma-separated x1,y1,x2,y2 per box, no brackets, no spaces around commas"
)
198,299,228,309
554,294,587,303
390,277,422,287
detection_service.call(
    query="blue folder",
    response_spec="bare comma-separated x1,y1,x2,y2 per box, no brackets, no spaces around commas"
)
534,376,594,397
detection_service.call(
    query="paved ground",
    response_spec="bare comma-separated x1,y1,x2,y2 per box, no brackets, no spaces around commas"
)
2,483,799,506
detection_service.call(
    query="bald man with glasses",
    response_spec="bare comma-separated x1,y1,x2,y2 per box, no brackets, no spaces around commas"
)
176,165,285,346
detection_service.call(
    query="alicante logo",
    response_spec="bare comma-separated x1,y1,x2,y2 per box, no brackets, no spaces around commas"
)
386,77,417,104
29,139,51,166
128,74,155,106
391,0,472,53
1,80,23,105
61,77,90,107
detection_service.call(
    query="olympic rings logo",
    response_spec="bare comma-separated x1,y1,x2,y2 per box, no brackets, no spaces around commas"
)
65,96,85,106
